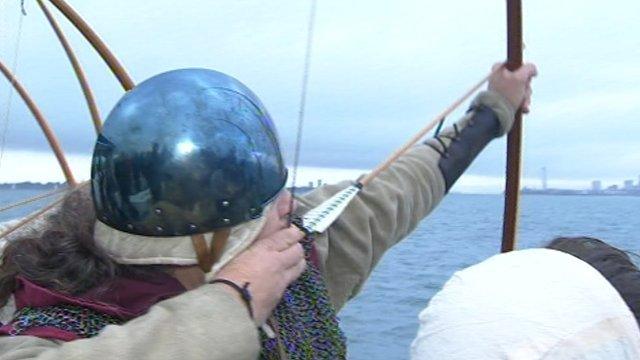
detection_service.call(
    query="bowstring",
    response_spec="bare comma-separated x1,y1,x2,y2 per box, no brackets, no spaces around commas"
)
0,2,27,171
288,0,317,226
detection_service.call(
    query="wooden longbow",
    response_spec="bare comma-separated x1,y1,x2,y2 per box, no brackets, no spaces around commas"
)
48,0,135,91
3,1,525,253
501,0,524,252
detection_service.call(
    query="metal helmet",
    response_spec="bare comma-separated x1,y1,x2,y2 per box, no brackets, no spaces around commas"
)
91,68,287,236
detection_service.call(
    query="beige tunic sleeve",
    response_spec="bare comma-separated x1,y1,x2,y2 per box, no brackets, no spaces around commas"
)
296,90,515,311
0,285,259,360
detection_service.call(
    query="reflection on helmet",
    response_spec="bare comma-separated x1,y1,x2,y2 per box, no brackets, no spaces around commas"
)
91,69,287,236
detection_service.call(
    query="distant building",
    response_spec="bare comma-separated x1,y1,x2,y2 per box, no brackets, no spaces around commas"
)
317,179,323,187
624,180,634,190
521,177,640,197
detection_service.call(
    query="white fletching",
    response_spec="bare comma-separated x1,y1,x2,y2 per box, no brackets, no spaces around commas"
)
301,184,361,234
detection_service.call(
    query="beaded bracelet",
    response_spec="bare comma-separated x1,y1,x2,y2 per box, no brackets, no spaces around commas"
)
210,278,254,320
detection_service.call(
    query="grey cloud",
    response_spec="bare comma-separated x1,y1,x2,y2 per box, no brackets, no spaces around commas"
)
0,0,638,182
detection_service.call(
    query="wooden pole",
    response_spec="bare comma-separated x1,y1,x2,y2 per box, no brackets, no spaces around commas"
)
48,0,135,91
501,0,524,253
37,0,102,134
0,59,77,186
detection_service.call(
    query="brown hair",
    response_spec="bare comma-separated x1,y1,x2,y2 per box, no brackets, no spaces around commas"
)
0,186,160,306
547,236,640,326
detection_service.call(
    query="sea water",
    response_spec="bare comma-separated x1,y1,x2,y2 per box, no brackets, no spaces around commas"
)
340,193,640,359
2,190,640,359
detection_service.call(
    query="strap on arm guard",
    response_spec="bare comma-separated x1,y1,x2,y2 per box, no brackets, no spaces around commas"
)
425,105,501,192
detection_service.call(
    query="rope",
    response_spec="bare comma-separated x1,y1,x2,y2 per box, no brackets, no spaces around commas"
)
289,0,317,224
0,182,88,240
0,4,26,172
0,195,63,240
0,186,68,214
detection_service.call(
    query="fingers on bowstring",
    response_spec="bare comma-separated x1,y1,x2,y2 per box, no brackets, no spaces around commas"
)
263,227,305,252
279,242,305,269
283,257,307,284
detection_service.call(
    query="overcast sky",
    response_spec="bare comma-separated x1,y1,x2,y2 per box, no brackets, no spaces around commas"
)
0,0,638,192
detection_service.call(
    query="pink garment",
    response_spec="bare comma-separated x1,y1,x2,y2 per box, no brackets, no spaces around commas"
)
0,274,185,340
0,243,321,341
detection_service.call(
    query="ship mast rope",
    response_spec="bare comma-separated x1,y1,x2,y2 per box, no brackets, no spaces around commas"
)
0,1,26,174
0,0,525,256
288,0,317,225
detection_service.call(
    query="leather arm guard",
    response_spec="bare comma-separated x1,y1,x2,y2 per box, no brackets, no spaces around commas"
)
425,104,501,192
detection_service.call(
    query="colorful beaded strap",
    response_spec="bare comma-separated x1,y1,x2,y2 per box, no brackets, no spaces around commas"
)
9,305,123,338
260,242,347,359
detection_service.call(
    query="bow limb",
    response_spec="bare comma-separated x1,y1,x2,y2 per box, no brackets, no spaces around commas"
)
501,0,524,252
37,0,102,134
48,0,135,91
0,58,76,186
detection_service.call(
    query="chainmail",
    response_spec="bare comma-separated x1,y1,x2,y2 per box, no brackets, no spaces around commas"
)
260,242,347,359
8,305,122,338
6,244,347,358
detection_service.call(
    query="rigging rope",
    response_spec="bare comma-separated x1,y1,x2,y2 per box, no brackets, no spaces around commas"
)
0,0,126,239
0,186,68,214
0,4,26,172
0,182,87,240
289,0,317,224
0,194,63,240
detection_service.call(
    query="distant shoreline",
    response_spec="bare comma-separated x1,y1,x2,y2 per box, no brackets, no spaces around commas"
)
0,182,67,190
0,183,319,193
2,183,640,197
521,188,640,197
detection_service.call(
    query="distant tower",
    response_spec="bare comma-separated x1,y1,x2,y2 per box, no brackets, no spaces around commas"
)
317,179,323,187
541,167,548,190
624,180,634,190
592,180,602,192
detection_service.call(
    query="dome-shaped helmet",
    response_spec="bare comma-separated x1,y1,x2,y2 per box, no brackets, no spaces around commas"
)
91,68,287,236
